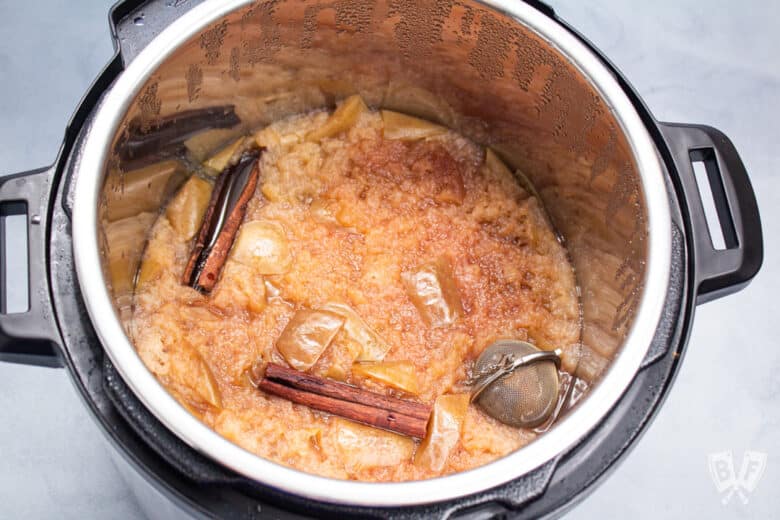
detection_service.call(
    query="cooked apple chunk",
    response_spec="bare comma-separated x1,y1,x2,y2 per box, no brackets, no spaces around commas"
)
381,110,447,141
320,302,392,362
414,394,469,472
165,176,212,240
276,309,345,370
231,221,292,275
402,256,463,328
335,419,415,472
351,361,419,395
306,95,367,141
203,136,250,174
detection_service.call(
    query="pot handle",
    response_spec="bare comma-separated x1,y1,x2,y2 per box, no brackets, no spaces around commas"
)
659,123,763,305
0,166,62,367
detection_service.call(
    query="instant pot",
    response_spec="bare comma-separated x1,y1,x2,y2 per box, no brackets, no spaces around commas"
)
0,0,763,518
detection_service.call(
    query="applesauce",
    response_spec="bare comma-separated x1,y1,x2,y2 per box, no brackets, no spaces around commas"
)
129,97,581,482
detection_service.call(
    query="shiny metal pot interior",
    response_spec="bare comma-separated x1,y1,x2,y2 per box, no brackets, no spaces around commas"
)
72,0,671,507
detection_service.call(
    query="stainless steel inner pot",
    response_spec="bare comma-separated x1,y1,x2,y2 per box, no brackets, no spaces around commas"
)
72,0,671,507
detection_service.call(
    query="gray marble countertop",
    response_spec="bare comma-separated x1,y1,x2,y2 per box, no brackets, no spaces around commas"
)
0,1,777,518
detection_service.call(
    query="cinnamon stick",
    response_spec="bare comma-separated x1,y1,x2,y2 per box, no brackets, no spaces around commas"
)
258,363,432,438
183,149,262,293
258,380,428,438
181,167,230,286
264,363,431,420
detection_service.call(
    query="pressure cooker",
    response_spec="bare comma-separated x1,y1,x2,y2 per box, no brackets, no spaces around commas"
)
0,0,762,518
